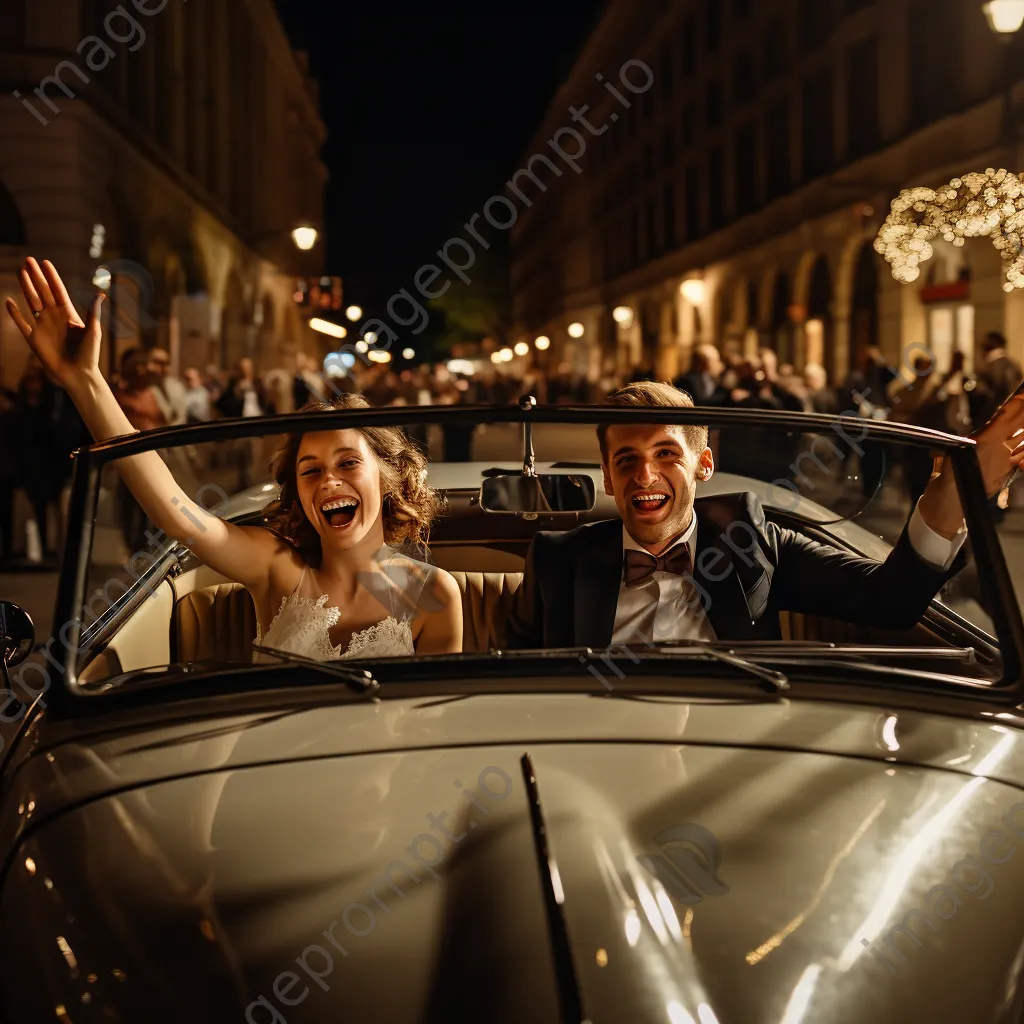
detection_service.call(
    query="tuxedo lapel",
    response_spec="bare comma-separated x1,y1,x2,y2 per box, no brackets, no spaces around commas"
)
691,503,773,641
572,520,622,648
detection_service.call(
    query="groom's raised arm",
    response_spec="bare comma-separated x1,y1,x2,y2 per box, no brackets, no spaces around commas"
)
768,502,968,631
769,389,1024,629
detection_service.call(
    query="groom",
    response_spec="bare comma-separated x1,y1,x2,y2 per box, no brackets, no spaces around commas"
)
506,380,1019,650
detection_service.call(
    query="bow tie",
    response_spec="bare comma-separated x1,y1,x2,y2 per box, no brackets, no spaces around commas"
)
623,542,694,588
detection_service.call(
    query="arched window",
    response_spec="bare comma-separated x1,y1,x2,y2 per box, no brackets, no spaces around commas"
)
850,242,879,374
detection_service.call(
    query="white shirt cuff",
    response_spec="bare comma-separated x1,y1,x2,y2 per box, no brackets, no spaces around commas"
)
908,499,968,571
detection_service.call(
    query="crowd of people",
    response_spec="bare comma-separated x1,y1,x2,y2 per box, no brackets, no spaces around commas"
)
1,331,1020,566
662,332,1020,435
661,331,1022,508
0,346,541,565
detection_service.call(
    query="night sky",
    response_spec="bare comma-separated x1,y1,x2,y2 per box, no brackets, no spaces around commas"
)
272,2,605,313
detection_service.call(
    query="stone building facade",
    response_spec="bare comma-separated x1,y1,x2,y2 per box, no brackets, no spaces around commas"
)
0,0,328,393
510,0,1024,387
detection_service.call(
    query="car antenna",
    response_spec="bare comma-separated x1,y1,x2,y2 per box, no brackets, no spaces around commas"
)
519,394,537,477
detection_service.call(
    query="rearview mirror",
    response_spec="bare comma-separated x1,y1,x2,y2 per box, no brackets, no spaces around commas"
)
479,474,597,514
0,602,34,669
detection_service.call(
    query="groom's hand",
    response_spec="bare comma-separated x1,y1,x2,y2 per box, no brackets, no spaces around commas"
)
919,385,1024,538
973,386,1024,494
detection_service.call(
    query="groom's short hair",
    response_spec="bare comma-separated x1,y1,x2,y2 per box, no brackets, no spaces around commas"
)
597,381,709,461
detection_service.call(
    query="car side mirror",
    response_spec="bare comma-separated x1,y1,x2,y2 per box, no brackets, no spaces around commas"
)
0,602,35,670
479,474,597,514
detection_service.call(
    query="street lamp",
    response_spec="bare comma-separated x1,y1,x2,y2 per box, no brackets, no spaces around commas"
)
251,225,320,252
612,305,633,325
680,278,706,305
346,305,363,321
514,341,530,356
291,225,319,251
534,335,551,350
310,318,347,339
567,322,585,338
984,0,1024,34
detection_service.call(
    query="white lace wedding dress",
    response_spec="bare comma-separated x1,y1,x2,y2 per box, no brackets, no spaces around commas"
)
253,548,432,661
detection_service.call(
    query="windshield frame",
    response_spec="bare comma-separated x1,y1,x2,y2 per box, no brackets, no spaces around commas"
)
47,403,1024,710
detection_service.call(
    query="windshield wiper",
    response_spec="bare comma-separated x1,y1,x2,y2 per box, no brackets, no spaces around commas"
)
649,644,791,692
653,643,993,693
252,645,380,693
94,651,379,695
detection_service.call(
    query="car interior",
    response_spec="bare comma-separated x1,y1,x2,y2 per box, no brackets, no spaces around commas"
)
76,483,998,684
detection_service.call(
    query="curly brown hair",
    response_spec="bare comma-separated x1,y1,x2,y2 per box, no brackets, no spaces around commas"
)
261,393,442,567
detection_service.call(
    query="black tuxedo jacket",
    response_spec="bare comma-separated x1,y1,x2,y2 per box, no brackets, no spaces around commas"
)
504,492,964,650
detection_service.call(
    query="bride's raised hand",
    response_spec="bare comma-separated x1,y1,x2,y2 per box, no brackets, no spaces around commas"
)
4,257,103,390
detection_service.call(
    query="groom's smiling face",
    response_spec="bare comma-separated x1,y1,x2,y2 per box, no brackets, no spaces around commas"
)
602,424,714,555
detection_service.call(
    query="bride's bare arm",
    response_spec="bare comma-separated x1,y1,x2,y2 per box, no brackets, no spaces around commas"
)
414,568,463,655
5,258,283,590
64,371,283,585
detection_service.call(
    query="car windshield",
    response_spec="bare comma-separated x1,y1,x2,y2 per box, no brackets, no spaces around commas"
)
60,404,1015,694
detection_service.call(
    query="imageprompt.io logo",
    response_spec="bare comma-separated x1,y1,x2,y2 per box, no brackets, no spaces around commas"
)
638,823,729,905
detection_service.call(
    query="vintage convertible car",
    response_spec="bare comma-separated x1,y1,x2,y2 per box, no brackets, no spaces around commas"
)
0,402,1023,1024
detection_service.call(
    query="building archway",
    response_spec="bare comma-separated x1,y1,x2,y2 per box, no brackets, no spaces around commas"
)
101,185,143,264
255,292,277,372
807,254,833,378
770,270,794,364
640,299,660,370
715,276,748,357
849,242,879,375
747,278,760,326
180,232,208,297
222,270,248,370
89,186,147,374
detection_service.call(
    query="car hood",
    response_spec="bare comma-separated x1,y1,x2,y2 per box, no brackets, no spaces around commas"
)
3,695,1024,1022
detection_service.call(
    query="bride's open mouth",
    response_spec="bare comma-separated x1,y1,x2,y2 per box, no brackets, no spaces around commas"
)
319,495,360,529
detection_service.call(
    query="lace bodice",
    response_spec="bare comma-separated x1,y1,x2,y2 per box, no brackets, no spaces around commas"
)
253,548,430,662
254,593,414,660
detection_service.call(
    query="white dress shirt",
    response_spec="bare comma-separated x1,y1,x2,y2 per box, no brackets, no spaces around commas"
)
610,502,968,645
613,513,717,645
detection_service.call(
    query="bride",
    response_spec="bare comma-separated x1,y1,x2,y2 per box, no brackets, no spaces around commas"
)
6,258,463,660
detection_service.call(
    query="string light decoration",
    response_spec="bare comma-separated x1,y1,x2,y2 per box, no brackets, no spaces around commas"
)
873,168,1024,293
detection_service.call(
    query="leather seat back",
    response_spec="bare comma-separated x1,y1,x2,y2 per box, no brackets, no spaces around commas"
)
449,571,523,652
174,582,257,663
171,575,877,659
173,572,523,662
